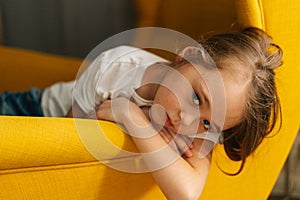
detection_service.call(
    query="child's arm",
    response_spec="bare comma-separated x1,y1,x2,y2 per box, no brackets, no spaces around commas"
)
65,102,86,118
97,98,211,200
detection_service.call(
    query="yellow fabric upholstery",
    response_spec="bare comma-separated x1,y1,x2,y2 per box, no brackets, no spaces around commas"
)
0,117,163,199
0,0,299,199
0,46,82,92
201,1,300,199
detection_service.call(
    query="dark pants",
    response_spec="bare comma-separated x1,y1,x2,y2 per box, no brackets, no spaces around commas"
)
0,88,44,116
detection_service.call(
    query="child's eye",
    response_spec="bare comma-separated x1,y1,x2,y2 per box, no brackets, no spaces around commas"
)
203,119,210,130
192,91,200,105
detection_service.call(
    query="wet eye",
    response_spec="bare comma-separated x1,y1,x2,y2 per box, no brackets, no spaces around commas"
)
203,119,210,130
192,91,200,105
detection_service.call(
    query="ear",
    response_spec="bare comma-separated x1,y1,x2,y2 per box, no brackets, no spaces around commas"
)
176,46,200,63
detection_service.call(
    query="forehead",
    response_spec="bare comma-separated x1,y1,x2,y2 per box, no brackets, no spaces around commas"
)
219,70,248,129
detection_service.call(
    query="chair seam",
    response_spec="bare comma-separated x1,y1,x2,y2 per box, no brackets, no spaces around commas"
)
257,0,266,29
0,161,102,175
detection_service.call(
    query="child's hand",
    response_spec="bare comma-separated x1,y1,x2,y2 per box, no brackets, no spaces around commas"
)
96,98,193,157
159,127,194,158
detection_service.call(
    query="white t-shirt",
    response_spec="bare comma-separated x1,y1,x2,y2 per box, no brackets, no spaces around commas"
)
41,46,168,117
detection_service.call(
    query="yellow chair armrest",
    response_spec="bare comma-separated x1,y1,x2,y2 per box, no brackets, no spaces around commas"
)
0,116,165,199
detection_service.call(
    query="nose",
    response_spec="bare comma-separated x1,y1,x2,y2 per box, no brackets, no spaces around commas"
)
180,111,197,127
170,111,200,134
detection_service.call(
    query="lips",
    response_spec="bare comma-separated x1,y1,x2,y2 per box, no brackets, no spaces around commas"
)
165,114,173,127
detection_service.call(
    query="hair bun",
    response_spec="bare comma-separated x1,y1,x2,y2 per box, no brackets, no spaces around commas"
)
242,27,283,70
263,43,283,70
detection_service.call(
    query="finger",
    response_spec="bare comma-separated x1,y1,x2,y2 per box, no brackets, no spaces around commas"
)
160,128,173,143
168,131,193,149
158,127,171,142
182,136,194,149
173,134,193,157
158,128,180,154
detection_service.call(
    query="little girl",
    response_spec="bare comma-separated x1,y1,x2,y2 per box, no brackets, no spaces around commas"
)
0,27,282,199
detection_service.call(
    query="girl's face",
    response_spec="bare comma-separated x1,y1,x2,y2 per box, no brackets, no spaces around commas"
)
151,63,248,136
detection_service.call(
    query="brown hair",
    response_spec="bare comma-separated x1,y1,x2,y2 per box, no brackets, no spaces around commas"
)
201,27,283,175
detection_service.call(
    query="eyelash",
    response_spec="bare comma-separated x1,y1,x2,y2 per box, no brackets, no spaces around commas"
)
192,91,201,105
192,91,210,130
203,119,210,130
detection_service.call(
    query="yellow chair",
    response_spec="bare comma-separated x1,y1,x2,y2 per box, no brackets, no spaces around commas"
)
0,0,299,199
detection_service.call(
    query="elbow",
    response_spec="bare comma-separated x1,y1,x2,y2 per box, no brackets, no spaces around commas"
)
182,189,202,200
172,184,203,200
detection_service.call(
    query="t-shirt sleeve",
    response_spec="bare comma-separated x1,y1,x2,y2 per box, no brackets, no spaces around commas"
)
72,46,142,115
72,45,168,115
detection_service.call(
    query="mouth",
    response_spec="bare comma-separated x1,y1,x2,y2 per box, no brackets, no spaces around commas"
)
149,105,176,131
165,113,173,127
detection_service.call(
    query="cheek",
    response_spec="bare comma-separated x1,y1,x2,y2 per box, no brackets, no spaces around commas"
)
154,86,180,109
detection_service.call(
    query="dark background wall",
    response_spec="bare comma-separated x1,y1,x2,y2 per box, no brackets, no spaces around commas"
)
0,0,137,58
0,0,238,58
